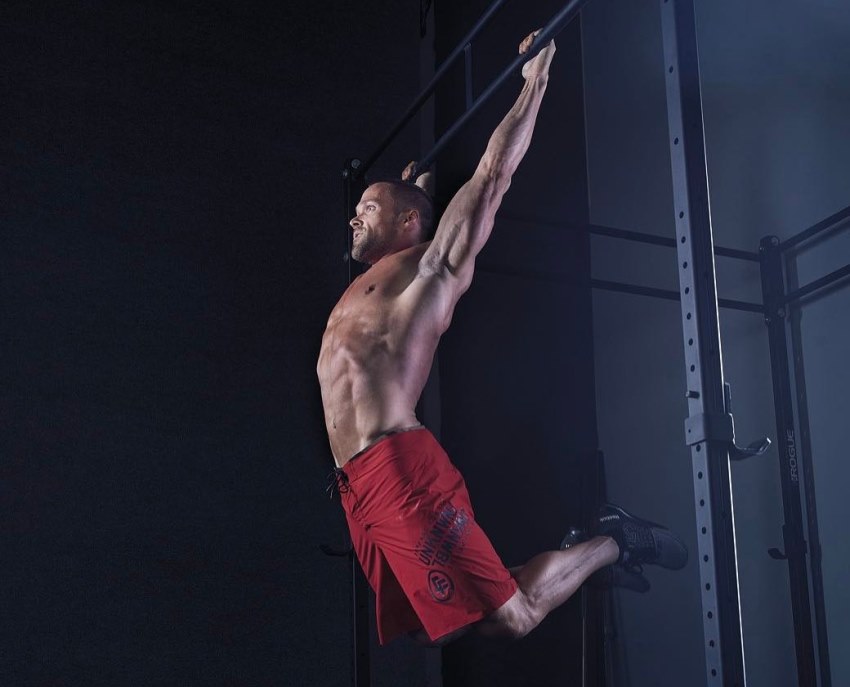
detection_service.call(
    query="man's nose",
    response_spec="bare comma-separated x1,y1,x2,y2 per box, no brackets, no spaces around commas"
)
350,216,362,229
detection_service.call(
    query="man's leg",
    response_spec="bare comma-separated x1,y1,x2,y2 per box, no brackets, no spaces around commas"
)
474,536,619,640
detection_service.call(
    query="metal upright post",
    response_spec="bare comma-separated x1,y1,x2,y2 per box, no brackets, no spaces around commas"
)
342,158,370,687
660,1,746,684
759,237,818,685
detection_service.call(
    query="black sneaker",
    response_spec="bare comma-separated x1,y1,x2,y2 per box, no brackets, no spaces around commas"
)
596,504,688,570
560,526,650,593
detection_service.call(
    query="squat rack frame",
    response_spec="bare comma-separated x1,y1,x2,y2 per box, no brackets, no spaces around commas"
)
333,0,847,684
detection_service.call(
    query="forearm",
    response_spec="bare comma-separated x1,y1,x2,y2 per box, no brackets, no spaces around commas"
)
419,32,555,284
479,74,549,186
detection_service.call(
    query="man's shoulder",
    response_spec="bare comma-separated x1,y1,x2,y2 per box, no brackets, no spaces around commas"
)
382,242,431,276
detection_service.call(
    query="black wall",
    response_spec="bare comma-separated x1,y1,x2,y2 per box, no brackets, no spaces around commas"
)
3,2,421,685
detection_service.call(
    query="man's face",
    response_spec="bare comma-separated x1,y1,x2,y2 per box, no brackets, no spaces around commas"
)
349,183,400,264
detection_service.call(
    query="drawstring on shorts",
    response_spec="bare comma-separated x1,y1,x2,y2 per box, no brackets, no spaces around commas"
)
326,467,350,500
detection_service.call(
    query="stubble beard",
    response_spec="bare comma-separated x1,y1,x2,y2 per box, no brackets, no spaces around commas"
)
351,231,390,265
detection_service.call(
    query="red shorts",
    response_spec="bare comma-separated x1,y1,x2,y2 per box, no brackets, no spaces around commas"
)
338,428,517,645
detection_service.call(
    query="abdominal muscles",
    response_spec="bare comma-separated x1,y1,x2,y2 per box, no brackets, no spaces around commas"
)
318,312,438,465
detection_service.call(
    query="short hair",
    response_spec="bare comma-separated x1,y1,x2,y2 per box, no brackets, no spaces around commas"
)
370,179,435,241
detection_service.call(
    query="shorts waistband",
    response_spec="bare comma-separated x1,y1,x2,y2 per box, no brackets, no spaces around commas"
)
343,426,432,475
326,426,431,500
346,424,425,463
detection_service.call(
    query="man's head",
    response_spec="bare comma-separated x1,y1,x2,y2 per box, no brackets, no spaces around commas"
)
349,181,434,264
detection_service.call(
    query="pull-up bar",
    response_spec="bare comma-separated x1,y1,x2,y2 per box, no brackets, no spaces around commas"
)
354,0,592,181
412,0,591,178
357,0,509,177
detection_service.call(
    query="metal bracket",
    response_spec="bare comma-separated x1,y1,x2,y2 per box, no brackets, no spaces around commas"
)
684,384,771,460
730,435,771,461
685,412,734,446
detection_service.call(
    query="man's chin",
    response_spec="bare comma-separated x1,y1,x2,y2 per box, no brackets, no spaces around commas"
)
350,248,374,265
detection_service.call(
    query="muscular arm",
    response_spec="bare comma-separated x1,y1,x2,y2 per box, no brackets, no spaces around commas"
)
419,31,556,293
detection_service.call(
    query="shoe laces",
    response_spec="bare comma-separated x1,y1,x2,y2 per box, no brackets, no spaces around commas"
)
622,521,655,548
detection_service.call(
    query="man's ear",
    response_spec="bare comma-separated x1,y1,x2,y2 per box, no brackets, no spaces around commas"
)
403,209,420,228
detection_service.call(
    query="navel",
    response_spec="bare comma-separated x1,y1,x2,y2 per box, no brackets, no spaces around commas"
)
365,284,376,294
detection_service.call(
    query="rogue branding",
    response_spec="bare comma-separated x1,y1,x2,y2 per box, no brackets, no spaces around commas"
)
786,429,799,484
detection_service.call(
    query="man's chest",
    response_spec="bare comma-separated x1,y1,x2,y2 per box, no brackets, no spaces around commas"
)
328,253,421,328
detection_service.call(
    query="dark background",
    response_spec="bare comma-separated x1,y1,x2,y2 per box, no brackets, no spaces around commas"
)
3,1,596,685
9,1,843,685
3,1,421,684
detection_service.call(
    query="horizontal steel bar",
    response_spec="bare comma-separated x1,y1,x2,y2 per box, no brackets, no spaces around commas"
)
591,278,680,301
413,0,591,176
479,262,571,284
588,223,676,248
589,224,760,261
783,263,850,305
357,0,509,176
779,204,850,253
715,245,761,262
592,279,764,312
478,266,765,313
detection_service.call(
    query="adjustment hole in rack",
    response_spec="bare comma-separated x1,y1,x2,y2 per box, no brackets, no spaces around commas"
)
674,137,679,145
681,235,686,243
702,526,707,534
683,261,688,269
707,611,713,619
711,669,717,677
690,364,695,372
709,640,715,648
687,313,692,320
706,582,711,590
685,286,690,294
679,211,685,218
700,499,705,506
669,66,674,73
698,471,703,479
696,444,702,452
689,338,694,346
703,554,709,562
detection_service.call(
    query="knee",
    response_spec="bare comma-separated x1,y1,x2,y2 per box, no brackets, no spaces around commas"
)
502,609,539,641
485,591,542,640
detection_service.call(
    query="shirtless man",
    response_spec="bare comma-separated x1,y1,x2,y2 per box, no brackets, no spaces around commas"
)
318,31,686,647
